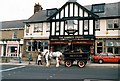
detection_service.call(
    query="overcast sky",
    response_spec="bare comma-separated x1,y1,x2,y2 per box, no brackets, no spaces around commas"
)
0,0,119,21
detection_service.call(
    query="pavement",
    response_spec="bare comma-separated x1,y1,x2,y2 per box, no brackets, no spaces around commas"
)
0,60,119,68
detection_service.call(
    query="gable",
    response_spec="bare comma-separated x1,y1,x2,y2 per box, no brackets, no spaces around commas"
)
48,1,98,21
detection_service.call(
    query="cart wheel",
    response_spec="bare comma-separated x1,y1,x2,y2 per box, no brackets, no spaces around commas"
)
77,60,85,68
65,61,72,67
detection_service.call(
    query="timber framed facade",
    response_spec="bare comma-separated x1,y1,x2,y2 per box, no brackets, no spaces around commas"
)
48,0,98,54
23,0,120,60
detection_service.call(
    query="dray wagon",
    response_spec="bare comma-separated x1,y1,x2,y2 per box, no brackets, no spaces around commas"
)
63,51,89,68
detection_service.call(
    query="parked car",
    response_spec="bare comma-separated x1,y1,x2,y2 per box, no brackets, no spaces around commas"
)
91,52,120,64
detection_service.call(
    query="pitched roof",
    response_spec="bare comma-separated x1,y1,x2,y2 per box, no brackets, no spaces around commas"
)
47,1,99,20
1,20,25,29
85,2,120,18
25,1,120,23
24,10,48,23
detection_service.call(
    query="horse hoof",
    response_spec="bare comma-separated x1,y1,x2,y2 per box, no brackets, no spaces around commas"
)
56,65,59,67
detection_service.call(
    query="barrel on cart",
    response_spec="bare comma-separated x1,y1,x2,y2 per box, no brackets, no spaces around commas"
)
63,51,89,68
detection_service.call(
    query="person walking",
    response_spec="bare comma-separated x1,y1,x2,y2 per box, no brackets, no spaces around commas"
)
37,53,42,65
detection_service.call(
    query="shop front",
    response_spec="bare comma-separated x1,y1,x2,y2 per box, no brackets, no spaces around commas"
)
50,36,95,55
6,41,19,57
96,39,120,54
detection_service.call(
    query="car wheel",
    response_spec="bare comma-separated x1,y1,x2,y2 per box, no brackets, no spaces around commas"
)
118,60,120,64
98,59,103,64
77,60,85,68
65,61,72,67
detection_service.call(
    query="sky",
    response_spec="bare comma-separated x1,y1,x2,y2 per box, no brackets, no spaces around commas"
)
0,0,119,21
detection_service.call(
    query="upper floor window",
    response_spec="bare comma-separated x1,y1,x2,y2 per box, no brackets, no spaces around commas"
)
47,8,58,17
12,31,17,39
65,20,78,35
92,3,105,13
107,19,119,29
67,20,77,30
84,20,88,30
67,20,74,30
26,25,29,33
56,22,59,32
95,20,100,30
34,23,43,32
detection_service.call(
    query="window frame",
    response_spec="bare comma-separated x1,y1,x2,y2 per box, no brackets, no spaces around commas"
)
47,8,58,17
95,20,100,30
12,31,17,39
34,23,43,32
91,3,105,13
107,19,120,30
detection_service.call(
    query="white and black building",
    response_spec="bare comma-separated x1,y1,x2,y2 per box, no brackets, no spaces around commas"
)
24,0,120,57
48,0,98,54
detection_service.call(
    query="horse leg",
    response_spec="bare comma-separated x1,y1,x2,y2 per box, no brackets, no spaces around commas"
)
56,57,60,67
46,59,50,67
45,55,50,67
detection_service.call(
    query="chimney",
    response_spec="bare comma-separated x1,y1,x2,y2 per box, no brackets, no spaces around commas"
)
34,3,43,14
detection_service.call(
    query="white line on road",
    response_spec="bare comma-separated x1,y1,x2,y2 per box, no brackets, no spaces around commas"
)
0,66,25,72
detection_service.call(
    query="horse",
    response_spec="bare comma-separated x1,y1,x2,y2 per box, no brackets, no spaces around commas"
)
41,49,63,67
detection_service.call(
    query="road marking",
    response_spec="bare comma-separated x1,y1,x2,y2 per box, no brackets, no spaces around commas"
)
0,66,25,72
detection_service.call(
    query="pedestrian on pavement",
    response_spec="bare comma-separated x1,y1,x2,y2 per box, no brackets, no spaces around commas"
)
28,53,32,64
37,53,42,65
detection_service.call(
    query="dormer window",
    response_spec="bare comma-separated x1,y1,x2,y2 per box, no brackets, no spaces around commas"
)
47,8,58,17
92,3,105,13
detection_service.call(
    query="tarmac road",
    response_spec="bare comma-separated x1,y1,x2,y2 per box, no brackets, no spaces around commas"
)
0,62,119,80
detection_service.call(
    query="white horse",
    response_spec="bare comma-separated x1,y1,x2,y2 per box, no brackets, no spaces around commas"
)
42,49,63,67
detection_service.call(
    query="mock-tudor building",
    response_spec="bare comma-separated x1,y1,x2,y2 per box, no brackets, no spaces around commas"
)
0,0,119,62
23,0,120,60
24,0,98,59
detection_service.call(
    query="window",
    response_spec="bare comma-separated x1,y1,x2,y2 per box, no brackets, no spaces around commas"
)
107,19,119,29
97,42,103,53
26,23,30,33
26,25,29,33
67,20,74,30
27,42,35,51
34,23,43,32
113,19,119,28
67,20,77,30
84,20,88,30
11,47,17,53
65,20,78,35
12,31,17,39
107,47,113,53
107,19,113,29
106,42,114,46
47,8,58,17
92,3,105,13
56,22,59,32
95,20,100,29
114,47,119,54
